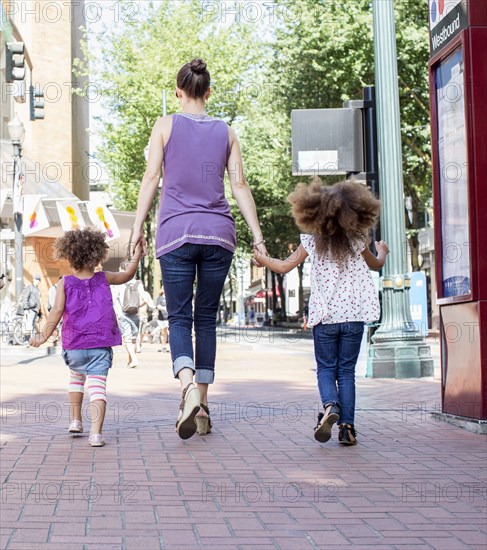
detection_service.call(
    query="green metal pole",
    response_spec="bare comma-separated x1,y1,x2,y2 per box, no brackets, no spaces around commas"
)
368,0,433,378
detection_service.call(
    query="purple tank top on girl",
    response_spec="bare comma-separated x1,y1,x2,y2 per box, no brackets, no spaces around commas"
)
155,113,237,257
62,271,122,350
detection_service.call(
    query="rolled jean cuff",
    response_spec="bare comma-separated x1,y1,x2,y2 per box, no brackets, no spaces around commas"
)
173,355,195,379
195,368,214,384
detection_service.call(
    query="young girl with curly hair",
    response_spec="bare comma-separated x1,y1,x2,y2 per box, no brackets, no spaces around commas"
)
30,228,142,447
254,180,389,446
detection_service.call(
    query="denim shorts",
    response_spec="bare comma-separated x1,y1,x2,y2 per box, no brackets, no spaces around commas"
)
62,348,113,376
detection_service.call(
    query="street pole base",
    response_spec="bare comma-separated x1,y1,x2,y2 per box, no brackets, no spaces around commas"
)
367,340,434,378
430,412,487,434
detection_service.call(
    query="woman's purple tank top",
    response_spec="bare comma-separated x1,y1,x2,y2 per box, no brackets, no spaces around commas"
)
62,271,122,350
155,113,237,257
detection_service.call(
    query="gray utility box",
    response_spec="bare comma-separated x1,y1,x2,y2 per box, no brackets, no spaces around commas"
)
291,108,364,175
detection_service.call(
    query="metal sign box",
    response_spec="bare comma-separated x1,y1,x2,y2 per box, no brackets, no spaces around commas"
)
291,108,364,175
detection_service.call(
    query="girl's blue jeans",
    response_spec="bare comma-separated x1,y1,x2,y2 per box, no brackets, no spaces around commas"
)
313,321,365,425
159,243,233,384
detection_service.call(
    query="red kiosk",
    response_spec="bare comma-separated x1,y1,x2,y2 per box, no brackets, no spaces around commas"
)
428,0,487,424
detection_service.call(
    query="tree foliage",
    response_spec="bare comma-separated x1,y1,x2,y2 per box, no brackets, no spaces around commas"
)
79,0,432,305
264,0,432,272
80,0,259,211
76,0,261,292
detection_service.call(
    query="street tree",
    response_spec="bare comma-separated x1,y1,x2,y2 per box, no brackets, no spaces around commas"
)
75,0,261,293
267,0,432,272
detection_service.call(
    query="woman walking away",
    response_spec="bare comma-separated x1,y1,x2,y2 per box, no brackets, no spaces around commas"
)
30,228,142,447
254,180,389,446
131,58,266,439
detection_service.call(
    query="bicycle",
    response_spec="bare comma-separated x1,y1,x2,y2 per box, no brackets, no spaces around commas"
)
0,304,30,346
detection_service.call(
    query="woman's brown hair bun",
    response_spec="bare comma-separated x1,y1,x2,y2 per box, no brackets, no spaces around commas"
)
177,58,211,99
190,58,207,74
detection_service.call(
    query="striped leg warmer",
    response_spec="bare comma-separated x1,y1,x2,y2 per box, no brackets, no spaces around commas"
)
69,370,86,393
86,375,107,403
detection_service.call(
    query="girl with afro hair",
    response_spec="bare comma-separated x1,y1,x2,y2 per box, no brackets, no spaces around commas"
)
254,179,389,446
30,228,142,447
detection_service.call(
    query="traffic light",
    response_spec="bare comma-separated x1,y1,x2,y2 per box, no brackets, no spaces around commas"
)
29,86,45,120
6,42,25,83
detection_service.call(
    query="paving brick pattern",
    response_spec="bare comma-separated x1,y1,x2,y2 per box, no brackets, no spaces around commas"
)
1,333,486,550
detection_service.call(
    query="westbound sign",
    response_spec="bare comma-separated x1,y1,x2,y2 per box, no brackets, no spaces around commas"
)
429,0,469,56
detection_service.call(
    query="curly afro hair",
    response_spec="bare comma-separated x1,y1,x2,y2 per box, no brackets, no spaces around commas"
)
56,228,109,271
288,178,381,261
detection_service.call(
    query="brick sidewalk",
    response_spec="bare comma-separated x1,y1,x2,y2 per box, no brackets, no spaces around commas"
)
1,335,486,550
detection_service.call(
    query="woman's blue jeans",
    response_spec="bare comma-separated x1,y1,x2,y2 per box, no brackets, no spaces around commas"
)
159,243,233,384
313,321,365,425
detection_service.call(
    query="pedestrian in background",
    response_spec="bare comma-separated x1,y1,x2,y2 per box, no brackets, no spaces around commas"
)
255,180,389,446
47,276,63,312
130,58,267,439
23,275,42,338
47,276,63,345
112,262,147,368
29,228,142,447
249,306,256,327
137,288,155,352
155,287,169,353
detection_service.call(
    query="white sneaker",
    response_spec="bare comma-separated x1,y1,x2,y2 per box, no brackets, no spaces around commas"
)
68,420,83,433
89,434,105,447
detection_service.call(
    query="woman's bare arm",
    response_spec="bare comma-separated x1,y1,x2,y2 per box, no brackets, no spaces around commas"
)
131,116,171,255
226,127,265,253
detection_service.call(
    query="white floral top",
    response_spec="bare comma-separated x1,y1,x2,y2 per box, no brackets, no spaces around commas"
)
301,234,380,327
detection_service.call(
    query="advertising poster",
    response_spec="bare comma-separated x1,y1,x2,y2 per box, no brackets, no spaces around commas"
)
86,201,120,242
408,272,429,336
56,200,87,232
435,47,471,298
22,195,50,236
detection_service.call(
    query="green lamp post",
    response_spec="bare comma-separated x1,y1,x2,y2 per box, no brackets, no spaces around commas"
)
368,0,433,378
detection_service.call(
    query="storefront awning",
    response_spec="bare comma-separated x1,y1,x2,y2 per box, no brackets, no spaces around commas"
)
1,140,135,253
255,287,280,298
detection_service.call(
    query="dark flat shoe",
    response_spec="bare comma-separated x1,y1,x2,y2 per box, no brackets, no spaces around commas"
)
314,403,340,443
338,423,357,446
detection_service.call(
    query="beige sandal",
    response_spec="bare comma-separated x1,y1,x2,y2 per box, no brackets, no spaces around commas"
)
196,404,212,435
175,383,200,440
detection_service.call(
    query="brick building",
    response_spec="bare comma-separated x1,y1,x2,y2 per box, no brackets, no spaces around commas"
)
1,0,134,317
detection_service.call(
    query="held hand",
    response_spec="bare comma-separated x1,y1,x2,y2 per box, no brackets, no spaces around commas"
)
253,247,267,268
130,229,147,257
253,241,268,267
253,241,268,256
375,240,390,255
132,241,143,261
29,334,46,348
